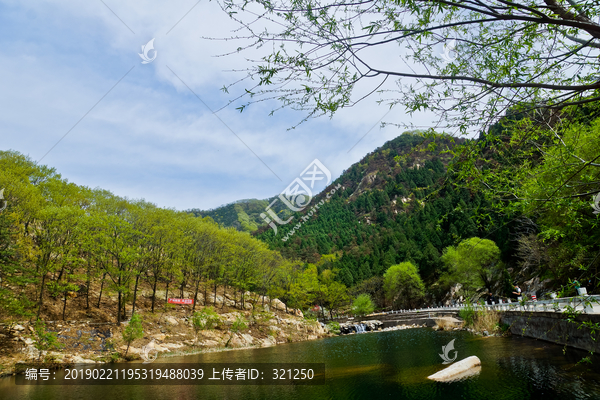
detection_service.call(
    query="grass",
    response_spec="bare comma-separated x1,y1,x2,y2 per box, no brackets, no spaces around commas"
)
459,303,504,335
434,318,457,331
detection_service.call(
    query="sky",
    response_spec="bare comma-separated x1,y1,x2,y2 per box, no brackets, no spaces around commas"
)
0,0,440,211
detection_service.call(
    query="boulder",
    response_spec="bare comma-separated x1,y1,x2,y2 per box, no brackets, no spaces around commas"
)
240,333,254,345
119,345,142,354
71,355,97,364
22,344,38,359
261,336,277,347
201,340,220,348
228,334,245,348
153,333,167,341
165,316,179,326
20,337,34,345
427,356,481,382
272,298,286,311
162,343,184,349
13,324,25,331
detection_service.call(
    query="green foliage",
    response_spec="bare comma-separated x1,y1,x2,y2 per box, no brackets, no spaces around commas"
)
326,321,340,335
0,150,313,323
352,293,375,316
122,313,144,355
231,314,248,333
458,303,476,327
440,237,502,300
383,262,425,309
33,320,62,360
191,307,221,332
217,0,599,144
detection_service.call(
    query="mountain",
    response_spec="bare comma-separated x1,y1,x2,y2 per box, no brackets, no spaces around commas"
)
253,132,513,290
187,197,293,232
189,131,513,293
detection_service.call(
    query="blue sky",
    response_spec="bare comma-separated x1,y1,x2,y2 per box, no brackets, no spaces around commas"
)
1,0,438,210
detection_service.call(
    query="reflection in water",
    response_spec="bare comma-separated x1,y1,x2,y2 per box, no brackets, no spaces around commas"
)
2,329,600,400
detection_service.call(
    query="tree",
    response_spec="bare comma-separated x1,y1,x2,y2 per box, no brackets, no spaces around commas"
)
383,262,425,309
122,313,144,356
33,319,62,361
217,0,600,132
352,293,375,316
440,237,502,300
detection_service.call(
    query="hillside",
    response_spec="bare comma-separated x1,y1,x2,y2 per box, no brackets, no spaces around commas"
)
254,132,513,293
188,198,293,232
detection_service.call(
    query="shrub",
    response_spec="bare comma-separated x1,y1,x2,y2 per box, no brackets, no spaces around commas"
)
458,303,476,326
352,294,375,316
122,313,143,356
231,314,248,333
191,307,221,334
326,321,341,335
33,320,62,361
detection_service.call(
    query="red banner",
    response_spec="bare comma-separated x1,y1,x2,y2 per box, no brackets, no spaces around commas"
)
168,298,194,305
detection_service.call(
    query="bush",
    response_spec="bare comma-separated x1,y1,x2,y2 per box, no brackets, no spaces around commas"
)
326,321,340,335
352,294,375,316
231,314,248,333
122,313,143,356
303,309,318,320
250,310,273,327
33,320,62,361
191,307,221,334
458,303,476,326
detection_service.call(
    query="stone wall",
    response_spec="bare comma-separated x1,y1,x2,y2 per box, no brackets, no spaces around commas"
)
500,311,600,352
327,311,458,325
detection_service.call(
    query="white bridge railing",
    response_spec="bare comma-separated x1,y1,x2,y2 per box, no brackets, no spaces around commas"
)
378,295,600,316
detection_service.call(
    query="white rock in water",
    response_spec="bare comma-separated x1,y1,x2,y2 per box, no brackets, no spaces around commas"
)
427,356,481,382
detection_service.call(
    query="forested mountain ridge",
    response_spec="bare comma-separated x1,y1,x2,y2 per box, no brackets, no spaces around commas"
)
253,132,506,293
188,197,293,232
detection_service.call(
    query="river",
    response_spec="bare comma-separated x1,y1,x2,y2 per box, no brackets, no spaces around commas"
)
2,328,600,399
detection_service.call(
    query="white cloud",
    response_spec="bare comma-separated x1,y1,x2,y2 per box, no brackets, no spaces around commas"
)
0,0,439,210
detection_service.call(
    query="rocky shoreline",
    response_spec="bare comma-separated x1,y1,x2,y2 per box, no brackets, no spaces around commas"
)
0,309,330,378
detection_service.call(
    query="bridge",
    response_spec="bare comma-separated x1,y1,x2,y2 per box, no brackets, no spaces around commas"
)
325,295,600,353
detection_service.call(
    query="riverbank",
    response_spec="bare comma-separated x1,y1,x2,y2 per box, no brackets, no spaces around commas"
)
0,291,331,378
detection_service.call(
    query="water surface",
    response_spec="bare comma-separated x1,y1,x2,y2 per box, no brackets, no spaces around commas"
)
3,328,600,399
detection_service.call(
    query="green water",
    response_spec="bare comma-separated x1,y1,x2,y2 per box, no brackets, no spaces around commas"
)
3,328,600,399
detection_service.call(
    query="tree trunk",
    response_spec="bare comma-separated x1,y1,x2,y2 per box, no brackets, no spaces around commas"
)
97,272,107,308
85,264,91,310
165,281,170,306
117,290,122,325
62,292,68,320
213,282,217,305
117,275,122,325
56,266,65,282
125,342,130,356
221,284,226,309
131,274,140,317
151,276,158,313
36,274,47,320
192,277,200,312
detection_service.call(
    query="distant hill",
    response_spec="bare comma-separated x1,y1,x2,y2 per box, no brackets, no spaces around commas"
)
187,197,293,232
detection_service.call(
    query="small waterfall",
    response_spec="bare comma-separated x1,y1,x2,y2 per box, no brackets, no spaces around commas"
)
356,323,367,333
